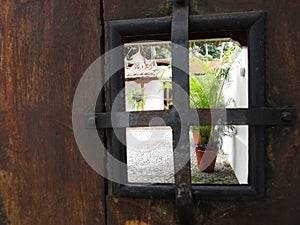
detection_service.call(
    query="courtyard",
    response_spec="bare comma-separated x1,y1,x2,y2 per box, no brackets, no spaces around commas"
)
126,127,239,184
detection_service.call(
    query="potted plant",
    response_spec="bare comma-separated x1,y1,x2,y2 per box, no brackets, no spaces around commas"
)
190,45,241,172
194,126,217,172
157,42,241,171
127,88,147,111
193,125,236,172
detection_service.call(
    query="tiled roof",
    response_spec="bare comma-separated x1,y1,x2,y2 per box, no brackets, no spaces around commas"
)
125,66,167,79
125,60,224,79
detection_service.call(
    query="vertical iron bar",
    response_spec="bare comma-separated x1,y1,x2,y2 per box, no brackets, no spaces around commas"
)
108,25,128,185
171,0,194,224
248,13,266,197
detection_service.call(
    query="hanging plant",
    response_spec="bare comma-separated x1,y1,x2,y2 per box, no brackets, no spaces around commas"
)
127,88,147,111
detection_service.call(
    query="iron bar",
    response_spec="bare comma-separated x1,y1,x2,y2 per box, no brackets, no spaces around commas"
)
171,0,195,224
86,108,297,129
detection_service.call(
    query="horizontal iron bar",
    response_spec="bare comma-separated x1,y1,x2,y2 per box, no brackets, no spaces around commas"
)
86,107,296,128
108,11,265,37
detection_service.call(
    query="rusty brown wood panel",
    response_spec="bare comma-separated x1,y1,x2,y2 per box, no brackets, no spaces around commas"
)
104,0,173,21
106,196,177,225
0,0,105,224
104,0,300,224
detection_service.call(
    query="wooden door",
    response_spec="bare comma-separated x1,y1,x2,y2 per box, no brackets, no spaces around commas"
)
102,1,300,225
1,0,300,225
0,1,105,224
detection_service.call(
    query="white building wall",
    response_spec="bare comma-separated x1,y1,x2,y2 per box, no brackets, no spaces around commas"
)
144,80,164,111
223,47,249,184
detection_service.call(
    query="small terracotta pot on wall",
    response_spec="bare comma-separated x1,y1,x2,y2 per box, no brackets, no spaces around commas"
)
195,149,218,172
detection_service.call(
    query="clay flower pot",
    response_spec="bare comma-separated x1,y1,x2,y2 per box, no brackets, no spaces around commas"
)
192,130,201,146
195,149,218,172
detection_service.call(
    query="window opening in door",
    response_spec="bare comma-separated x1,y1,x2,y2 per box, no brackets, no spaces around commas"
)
124,39,249,184
125,41,174,183
189,38,249,184
124,41,172,112
190,125,249,184
105,11,271,199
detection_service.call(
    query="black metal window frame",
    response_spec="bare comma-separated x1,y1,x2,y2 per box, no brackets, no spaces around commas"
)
106,11,267,200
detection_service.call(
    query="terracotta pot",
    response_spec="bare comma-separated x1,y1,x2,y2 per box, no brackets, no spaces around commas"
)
192,130,201,145
195,149,218,172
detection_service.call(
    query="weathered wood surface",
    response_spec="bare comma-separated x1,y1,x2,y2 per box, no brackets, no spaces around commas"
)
104,0,300,224
0,1,105,224
106,196,177,225
1,0,300,224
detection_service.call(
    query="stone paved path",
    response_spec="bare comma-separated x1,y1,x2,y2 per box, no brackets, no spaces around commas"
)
126,127,239,184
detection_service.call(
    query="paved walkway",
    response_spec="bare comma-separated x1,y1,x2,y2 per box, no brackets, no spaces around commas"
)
126,127,239,184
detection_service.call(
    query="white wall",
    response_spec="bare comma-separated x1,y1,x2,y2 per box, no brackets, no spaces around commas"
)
223,126,248,184
144,80,164,111
223,47,249,184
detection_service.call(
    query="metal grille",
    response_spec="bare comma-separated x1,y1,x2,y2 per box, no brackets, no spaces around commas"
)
86,3,296,225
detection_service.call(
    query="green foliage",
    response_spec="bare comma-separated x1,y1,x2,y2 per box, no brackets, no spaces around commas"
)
155,44,171,59
224,161,231,168
155,40,242,149
198,42,221,59
189,54,229,110
190,44,241,149
127,88,147,111
124,44,171,61
160,81,172,90
191,41,231,61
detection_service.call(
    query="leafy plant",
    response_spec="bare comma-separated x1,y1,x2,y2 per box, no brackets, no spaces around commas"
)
190,45,241,150
127,88,147,111
156,41,241,149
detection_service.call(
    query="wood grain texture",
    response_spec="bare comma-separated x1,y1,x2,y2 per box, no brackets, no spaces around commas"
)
104,0,172,21
104,0,300,224
106,196,177,225
1,0,300,224
0,0,105,224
